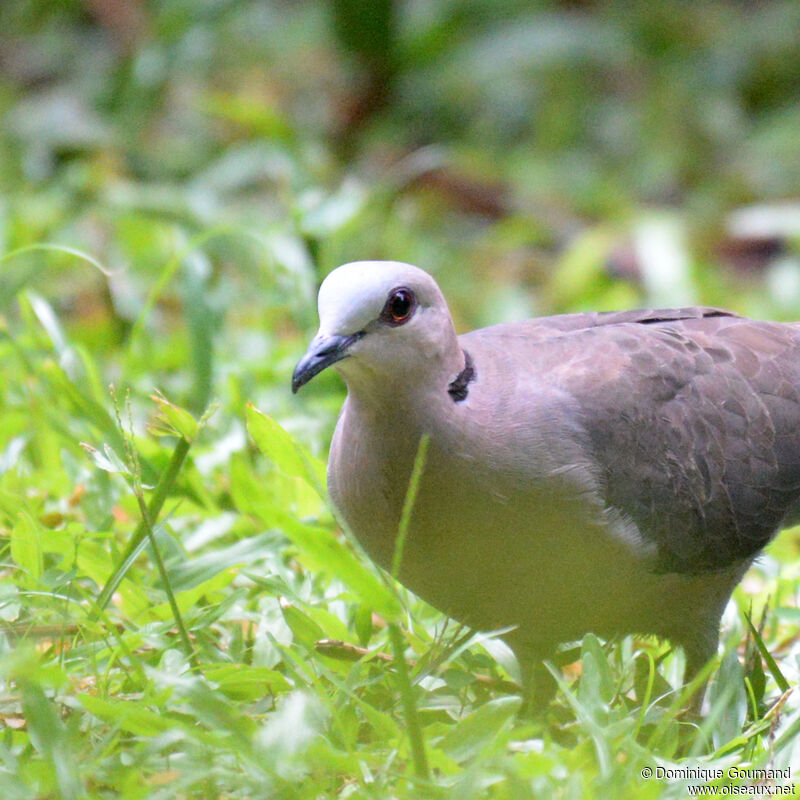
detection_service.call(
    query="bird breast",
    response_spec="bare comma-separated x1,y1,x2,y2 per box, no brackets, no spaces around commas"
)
326,378,664,640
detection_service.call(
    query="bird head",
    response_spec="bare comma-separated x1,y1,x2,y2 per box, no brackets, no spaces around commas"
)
292,261,460,394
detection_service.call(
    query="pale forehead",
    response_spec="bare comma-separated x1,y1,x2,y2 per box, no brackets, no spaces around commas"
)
317,261,437,334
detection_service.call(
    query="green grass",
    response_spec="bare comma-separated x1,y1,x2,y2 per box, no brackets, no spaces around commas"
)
1,224,798,800
0,1,799,796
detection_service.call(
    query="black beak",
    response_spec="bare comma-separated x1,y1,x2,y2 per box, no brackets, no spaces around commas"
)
291,332,364,393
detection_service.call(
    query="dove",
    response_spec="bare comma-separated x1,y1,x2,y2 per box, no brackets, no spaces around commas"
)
292,260,800,705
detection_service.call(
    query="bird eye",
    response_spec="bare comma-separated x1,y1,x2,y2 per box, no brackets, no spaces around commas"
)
381,288,416,326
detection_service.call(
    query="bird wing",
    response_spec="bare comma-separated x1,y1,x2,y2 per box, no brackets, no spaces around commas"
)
478,306,737,341
467,309,800,573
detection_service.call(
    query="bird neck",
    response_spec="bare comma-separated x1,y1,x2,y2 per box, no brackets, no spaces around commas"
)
342,334,465,411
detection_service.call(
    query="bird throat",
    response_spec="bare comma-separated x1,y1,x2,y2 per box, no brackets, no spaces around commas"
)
448,349,476,402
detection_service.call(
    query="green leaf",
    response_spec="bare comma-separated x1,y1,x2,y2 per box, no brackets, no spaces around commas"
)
232,438,401,619
20,679,82,800
150,391,200,441
27,291,68,354
11,512,43,582
745,613,790,693
281,603,327,649
439,696,522,763
259,503,399,620
579,633,615,708
202,664,291,701
166,533,276,592
288,516,400,620
79,694,176,738
1,242,113,275
246,404,326,495
354,605,373,647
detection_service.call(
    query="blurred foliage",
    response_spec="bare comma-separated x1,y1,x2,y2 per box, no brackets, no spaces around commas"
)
0,0,799,796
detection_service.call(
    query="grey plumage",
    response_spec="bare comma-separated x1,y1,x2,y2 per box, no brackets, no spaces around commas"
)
292,261,800,701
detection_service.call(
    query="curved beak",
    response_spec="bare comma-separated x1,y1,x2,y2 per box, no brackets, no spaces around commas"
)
291,332,364,393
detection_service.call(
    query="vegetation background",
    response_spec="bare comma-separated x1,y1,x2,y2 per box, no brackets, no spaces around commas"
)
0,0,799,796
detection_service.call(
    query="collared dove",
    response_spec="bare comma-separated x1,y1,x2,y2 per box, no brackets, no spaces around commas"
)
292,260,800,704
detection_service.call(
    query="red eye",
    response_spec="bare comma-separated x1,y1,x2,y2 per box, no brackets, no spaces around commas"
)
381,288,416,326
389,290,412,321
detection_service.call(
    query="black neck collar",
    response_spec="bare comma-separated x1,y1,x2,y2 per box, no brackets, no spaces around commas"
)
448,350,475,402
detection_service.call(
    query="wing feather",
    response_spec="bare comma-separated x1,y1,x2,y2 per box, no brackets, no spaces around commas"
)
561,314,800,571
468,309,800,572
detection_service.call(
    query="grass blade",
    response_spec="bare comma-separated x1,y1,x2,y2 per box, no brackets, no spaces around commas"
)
391,433,430,580
95,436,192,612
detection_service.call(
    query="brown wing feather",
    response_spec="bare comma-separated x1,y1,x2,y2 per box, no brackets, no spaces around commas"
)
555,313,800,572
485,306,738,342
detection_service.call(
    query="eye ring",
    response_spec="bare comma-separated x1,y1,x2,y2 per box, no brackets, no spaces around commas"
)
380,287,416,326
